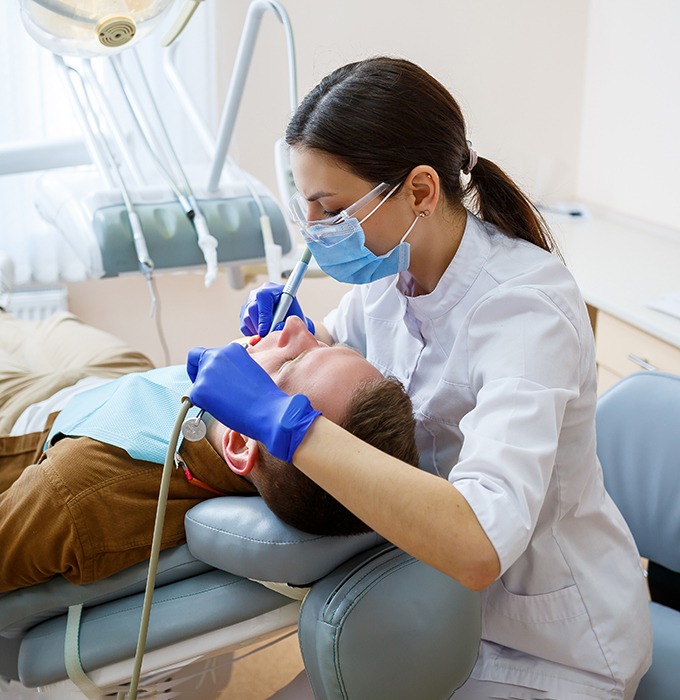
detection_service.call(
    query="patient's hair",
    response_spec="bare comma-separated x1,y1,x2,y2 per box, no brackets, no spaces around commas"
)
253,376,419,536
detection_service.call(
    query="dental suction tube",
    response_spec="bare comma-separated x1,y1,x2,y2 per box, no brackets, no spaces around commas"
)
129,397,192,700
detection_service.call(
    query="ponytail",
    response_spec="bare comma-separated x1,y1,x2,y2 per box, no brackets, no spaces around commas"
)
288,57,560,258
465,157,560,257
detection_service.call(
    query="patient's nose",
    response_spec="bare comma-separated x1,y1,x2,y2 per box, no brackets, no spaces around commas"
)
277,315,317,351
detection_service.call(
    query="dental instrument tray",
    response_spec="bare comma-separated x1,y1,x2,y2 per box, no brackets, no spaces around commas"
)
35,168,292,279
91,195,290,276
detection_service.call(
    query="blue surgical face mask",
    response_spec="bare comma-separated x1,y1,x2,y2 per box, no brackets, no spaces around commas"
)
298,177,422,285
303,214,420,284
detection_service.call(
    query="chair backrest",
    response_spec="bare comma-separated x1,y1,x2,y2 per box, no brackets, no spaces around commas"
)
596,371,680,573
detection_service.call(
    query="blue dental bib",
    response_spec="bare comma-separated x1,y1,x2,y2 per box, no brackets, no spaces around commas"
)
46,366,201,464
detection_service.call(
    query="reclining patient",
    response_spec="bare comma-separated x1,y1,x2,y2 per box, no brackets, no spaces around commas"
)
0,312,419,593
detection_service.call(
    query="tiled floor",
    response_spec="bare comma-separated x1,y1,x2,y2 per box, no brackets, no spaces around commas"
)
216,632,304,699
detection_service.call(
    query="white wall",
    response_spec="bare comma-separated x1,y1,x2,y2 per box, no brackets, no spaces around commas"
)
577,0,680,230
214,0,590,207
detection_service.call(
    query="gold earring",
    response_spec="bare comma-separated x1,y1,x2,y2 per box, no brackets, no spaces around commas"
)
419,210,430,218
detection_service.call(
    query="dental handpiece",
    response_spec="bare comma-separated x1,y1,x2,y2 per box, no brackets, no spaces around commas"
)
182,249,311,442
269,247,312,331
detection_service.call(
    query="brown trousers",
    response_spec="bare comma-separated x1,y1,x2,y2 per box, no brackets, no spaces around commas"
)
0,422,256,592
0,311,256,592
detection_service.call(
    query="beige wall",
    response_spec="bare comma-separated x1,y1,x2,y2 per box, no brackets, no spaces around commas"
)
67,269,352,366
215,0,590,206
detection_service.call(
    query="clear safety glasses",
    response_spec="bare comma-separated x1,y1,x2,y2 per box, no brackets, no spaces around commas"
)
288,181,396,244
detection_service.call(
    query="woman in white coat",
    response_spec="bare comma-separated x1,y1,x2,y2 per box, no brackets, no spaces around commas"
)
188,56,652,699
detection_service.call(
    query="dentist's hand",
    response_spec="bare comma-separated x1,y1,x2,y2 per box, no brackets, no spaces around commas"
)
240,282,315,337
187,343,321,463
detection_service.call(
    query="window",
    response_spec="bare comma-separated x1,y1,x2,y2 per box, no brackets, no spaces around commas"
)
0,3,217,285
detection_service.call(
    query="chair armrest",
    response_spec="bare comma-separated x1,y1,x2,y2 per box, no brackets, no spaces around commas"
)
299,544,481,700
184,497,385,587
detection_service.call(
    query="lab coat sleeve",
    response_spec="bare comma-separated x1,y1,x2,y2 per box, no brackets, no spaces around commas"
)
322,285,368,356
449,286,582,576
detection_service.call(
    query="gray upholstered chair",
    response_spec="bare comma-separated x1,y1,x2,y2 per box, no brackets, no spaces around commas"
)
595,371,680,700
0,496,481,698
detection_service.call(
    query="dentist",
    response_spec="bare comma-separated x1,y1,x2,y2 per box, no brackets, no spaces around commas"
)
188,57,651,699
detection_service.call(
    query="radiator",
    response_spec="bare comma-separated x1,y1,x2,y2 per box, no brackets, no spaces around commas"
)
7,286,69,321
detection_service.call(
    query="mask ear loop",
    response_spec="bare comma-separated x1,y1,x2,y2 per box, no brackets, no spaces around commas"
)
358,181,402,225
399,209,428,244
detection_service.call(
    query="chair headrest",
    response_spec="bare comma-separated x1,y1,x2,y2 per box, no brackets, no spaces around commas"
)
185,497,386,586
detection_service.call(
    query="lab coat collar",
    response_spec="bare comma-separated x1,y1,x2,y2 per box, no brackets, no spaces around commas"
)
398,211,491,318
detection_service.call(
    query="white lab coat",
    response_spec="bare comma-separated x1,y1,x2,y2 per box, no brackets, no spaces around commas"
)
324,213,652,699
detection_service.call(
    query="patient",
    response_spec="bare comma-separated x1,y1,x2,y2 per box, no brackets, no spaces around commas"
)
0,312,419,593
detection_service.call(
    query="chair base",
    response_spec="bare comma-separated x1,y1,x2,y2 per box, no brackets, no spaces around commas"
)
2,626,299,699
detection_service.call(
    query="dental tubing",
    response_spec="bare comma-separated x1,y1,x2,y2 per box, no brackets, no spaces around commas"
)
129,253,310,696
128,398,192,700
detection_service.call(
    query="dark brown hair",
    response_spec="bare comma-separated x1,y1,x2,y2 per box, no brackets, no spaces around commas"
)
253,376,419,536
286,56,558,255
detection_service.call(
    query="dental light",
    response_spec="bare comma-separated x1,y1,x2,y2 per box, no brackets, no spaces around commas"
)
19,0,176,57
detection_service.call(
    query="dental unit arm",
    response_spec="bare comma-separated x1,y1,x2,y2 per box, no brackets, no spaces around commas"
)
22,0,301,295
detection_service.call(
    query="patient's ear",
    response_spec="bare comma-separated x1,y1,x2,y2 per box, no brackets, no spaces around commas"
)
221,430,259,476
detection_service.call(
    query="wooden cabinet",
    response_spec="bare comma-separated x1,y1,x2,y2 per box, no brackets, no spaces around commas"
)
552,209,680,395
595,311,680,393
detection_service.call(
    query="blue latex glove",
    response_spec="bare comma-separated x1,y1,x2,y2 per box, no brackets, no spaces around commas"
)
240,281,315,337
187,343,321,463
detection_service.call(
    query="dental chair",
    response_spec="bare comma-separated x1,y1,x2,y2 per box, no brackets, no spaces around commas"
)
0,496,481,698
595,371,680,700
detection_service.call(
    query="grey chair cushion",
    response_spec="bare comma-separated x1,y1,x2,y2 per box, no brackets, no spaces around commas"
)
634,602,680,700
299,544,481,700
596,372,680,700
17,570,295,688
185,497,385,586
4,494,479,692
1,497,385,688
596,371,680,571
0,637,21,681
0,545,211,639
